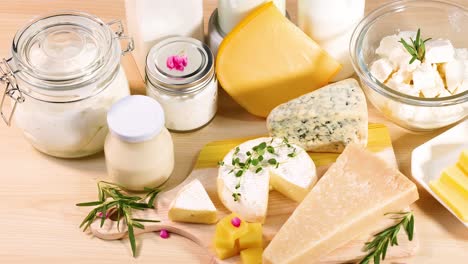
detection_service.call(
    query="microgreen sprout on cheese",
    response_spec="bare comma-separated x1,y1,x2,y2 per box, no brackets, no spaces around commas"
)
398,28,431,64
218,138,297,202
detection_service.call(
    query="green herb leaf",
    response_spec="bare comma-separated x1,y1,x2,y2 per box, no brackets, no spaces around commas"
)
267,146,275,154
76,201,104,207
359,211,415,264
77,181,163,258
399,28,431,64
268,158,277,165
255,167,262,173
235,170,244,177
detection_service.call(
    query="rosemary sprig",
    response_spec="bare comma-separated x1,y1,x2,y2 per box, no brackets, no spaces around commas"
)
359,211,415,264
218,138,297,202
399,28,431,64
76,181,161,257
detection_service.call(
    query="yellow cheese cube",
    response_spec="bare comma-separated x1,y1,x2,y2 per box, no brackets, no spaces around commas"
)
238,223,263,250
216,2,341,117
215,243,239,260
440,165,468,198
458,150,468,174
214,213,249,249
430,179,468,222
240,248,263,264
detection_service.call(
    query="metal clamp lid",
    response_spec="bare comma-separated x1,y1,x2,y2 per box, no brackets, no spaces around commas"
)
0,58,24,126
107,20,134,55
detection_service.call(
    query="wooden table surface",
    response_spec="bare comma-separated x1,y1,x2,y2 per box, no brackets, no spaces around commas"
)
0,0,466,263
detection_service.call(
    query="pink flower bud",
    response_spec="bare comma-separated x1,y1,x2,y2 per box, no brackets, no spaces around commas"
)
160,229,170,239
231,217,241,228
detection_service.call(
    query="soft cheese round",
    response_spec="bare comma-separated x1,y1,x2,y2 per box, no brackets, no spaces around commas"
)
217,137,317,222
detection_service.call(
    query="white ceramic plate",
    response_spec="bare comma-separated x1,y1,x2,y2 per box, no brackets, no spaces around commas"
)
411,120,468,227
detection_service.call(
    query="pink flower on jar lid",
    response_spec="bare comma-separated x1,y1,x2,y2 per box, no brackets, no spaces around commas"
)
166,55,188,71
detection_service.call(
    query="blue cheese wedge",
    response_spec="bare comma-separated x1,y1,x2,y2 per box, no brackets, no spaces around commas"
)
267,78,368,153
217,137,317,222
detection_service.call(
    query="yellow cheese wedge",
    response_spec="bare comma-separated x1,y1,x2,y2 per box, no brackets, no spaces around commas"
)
458,150,468,174
440,165,468,197
216,2,341,117
241,248,263,264
263,144,419,263
430,179,468,222
215,243,240,260
238,223,263,250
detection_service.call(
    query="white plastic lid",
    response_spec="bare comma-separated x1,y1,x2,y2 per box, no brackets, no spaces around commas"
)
107,95,165,143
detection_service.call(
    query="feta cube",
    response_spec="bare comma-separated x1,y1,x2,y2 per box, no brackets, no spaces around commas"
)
437,88,452,98
413,63,445,98
386,70,420,97
425,39,455,64
455,48,468,60
454,80,468,94
376,35,400,59
442,59,465,93
370,58,394,82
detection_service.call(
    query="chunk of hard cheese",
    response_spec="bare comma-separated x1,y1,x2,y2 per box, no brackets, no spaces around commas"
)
267,79,368,153
430,178,468,222
239,223,263,250
241,248,264,264
168,179,217,224
263,144,419,264
216,2,341,117
214,213,249,249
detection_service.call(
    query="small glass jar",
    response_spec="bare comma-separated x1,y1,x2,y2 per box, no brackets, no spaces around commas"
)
146,37,218,132
105,95,174,191
0,11,133,158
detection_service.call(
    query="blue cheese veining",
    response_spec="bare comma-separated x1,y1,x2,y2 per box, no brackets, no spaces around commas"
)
267,78,368,153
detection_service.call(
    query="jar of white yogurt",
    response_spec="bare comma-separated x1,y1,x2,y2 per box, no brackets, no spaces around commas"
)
105,95,174,191
146,37,217,132
0,11,132,158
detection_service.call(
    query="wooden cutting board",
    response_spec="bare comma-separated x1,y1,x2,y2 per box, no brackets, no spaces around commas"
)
91,123,419,263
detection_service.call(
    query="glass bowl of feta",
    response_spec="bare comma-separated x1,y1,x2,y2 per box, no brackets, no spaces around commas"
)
350,0,468,131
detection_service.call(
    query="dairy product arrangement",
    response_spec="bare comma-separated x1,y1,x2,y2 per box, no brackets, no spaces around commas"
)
0,0,467,263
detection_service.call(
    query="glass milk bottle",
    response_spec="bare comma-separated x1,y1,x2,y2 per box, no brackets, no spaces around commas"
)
298,0,365,81
125,0,204,80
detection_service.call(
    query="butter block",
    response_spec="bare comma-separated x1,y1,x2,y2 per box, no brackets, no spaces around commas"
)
263,144,419,263
267,79,368,153
440,165,468,197
430,179,468,222
241,248,263,264
458,150,468,174
216,2,341,117
239,223,263,250
168,179,218,224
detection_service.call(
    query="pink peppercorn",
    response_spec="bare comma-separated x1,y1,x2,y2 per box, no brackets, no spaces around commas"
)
160,229,170,239
231,217,241,228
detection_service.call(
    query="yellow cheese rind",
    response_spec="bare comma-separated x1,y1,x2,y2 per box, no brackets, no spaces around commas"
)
241,248,263,264
263,144,419,264
168,208,217,224
430,179,468,222
458,150,468,174
216,2,341,117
